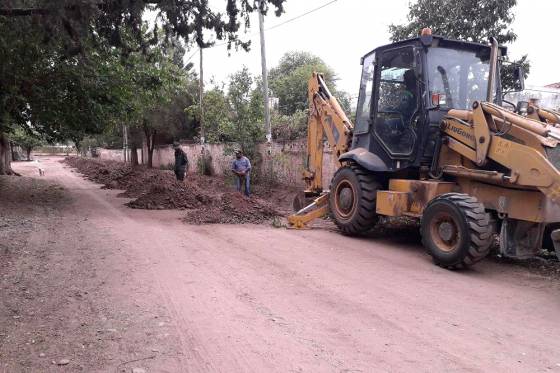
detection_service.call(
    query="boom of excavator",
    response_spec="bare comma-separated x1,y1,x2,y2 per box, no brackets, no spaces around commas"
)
288,31,560,268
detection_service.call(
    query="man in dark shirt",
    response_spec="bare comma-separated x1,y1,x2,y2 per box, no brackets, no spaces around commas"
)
380,69,417,154
173,142,188,181
399,69,417,123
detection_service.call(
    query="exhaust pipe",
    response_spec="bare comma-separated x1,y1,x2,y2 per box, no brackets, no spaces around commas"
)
487,37,499,103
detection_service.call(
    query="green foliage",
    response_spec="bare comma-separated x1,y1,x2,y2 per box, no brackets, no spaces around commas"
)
269,51,339,115
78,136,102,154
0,0,287,169
389,0,518,44
187,86,232,143
93,29,200,166
265,51,354,142
0,1,287,53
187,67,264,154
11,128,44,159
389,0,528,92
226,67,265,154
501,54,531,92
271,110,308,142
0,16,129,145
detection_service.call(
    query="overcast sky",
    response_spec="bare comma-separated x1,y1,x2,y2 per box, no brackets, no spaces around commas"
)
191,0,560,95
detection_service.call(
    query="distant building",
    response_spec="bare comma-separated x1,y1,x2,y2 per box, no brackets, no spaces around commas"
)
505,84,560,110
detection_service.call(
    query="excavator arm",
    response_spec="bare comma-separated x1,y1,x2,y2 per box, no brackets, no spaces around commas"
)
442,102,560,209
288,72,354,228
302,72,354,194
527,105,560,126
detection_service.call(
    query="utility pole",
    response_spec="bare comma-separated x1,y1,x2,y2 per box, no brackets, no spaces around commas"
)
122,124,128,162
199,47,205,145
258,1,272,143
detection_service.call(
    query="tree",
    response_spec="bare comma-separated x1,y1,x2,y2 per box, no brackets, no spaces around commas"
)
11,129,44,161
271,110,307,142
269,51,340,116
226,67,265,155
123,35,194,168
388,0,529,91
186,86,234,144
0,1,287,54
187,67,264,151
0,1,287,174
0,16,131,174
267,51,353,141
389,0,517,44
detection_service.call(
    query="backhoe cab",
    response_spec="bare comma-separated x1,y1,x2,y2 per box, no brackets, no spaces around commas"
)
289,30,560,269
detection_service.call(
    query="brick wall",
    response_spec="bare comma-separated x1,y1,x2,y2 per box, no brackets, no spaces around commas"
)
96,140,337,188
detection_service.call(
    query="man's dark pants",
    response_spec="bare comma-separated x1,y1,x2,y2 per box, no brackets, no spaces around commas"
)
175,167,185,181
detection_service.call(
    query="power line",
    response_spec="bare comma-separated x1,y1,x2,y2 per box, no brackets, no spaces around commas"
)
265,0,339,31
184,0,341,62
184,48,199,65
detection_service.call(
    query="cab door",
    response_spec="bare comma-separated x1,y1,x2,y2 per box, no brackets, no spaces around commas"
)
372,46,419,161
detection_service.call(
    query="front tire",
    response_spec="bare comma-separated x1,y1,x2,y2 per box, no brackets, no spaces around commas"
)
329,164,380,235
421,193,494,269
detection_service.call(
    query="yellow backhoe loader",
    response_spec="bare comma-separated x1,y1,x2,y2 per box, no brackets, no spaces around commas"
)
288,29,560,269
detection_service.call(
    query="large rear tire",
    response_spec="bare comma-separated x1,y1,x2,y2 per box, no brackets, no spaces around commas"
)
421,193,493,269
329,164,380,235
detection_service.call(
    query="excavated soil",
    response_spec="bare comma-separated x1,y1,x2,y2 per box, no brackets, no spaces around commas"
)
63,157,282,224
182,192,279,224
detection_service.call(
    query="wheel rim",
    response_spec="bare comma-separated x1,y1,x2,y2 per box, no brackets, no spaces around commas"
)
429,211,460,253
334,180,356,219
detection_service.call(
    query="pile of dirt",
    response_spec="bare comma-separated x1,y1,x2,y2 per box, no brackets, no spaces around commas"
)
182,192,280,224
64,157,133,187
115,169,173,198
127,181,212,210
64,157,281,224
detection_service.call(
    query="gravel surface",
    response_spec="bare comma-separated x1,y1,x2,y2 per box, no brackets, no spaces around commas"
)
2,157,560,372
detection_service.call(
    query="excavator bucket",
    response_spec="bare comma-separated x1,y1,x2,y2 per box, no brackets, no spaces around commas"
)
287,193,329,229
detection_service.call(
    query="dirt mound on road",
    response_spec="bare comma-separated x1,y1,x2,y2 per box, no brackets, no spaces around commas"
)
127,181,213,210
115,168,173,198
182,192,279,224
64,157,281,224
64,157,133,187
64,157,167,197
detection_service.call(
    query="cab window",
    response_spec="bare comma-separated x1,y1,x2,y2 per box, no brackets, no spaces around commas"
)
374,47,418,157
354,53,375,134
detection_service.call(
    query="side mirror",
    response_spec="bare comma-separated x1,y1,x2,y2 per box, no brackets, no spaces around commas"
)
513,65,525,92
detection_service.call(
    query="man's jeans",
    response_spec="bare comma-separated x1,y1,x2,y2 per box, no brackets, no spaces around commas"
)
235,173,250,196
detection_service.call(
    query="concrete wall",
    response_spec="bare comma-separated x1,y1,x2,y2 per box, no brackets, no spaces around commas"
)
96,140,337,188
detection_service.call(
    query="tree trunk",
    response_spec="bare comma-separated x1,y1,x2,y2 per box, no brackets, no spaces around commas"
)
0,132,17,175
130,143,139,167
26,147,31,161
147,141,154,168
10,141,17,161
143,126,156,168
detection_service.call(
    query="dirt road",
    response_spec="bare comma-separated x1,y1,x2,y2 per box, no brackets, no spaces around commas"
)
2,157,560,373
